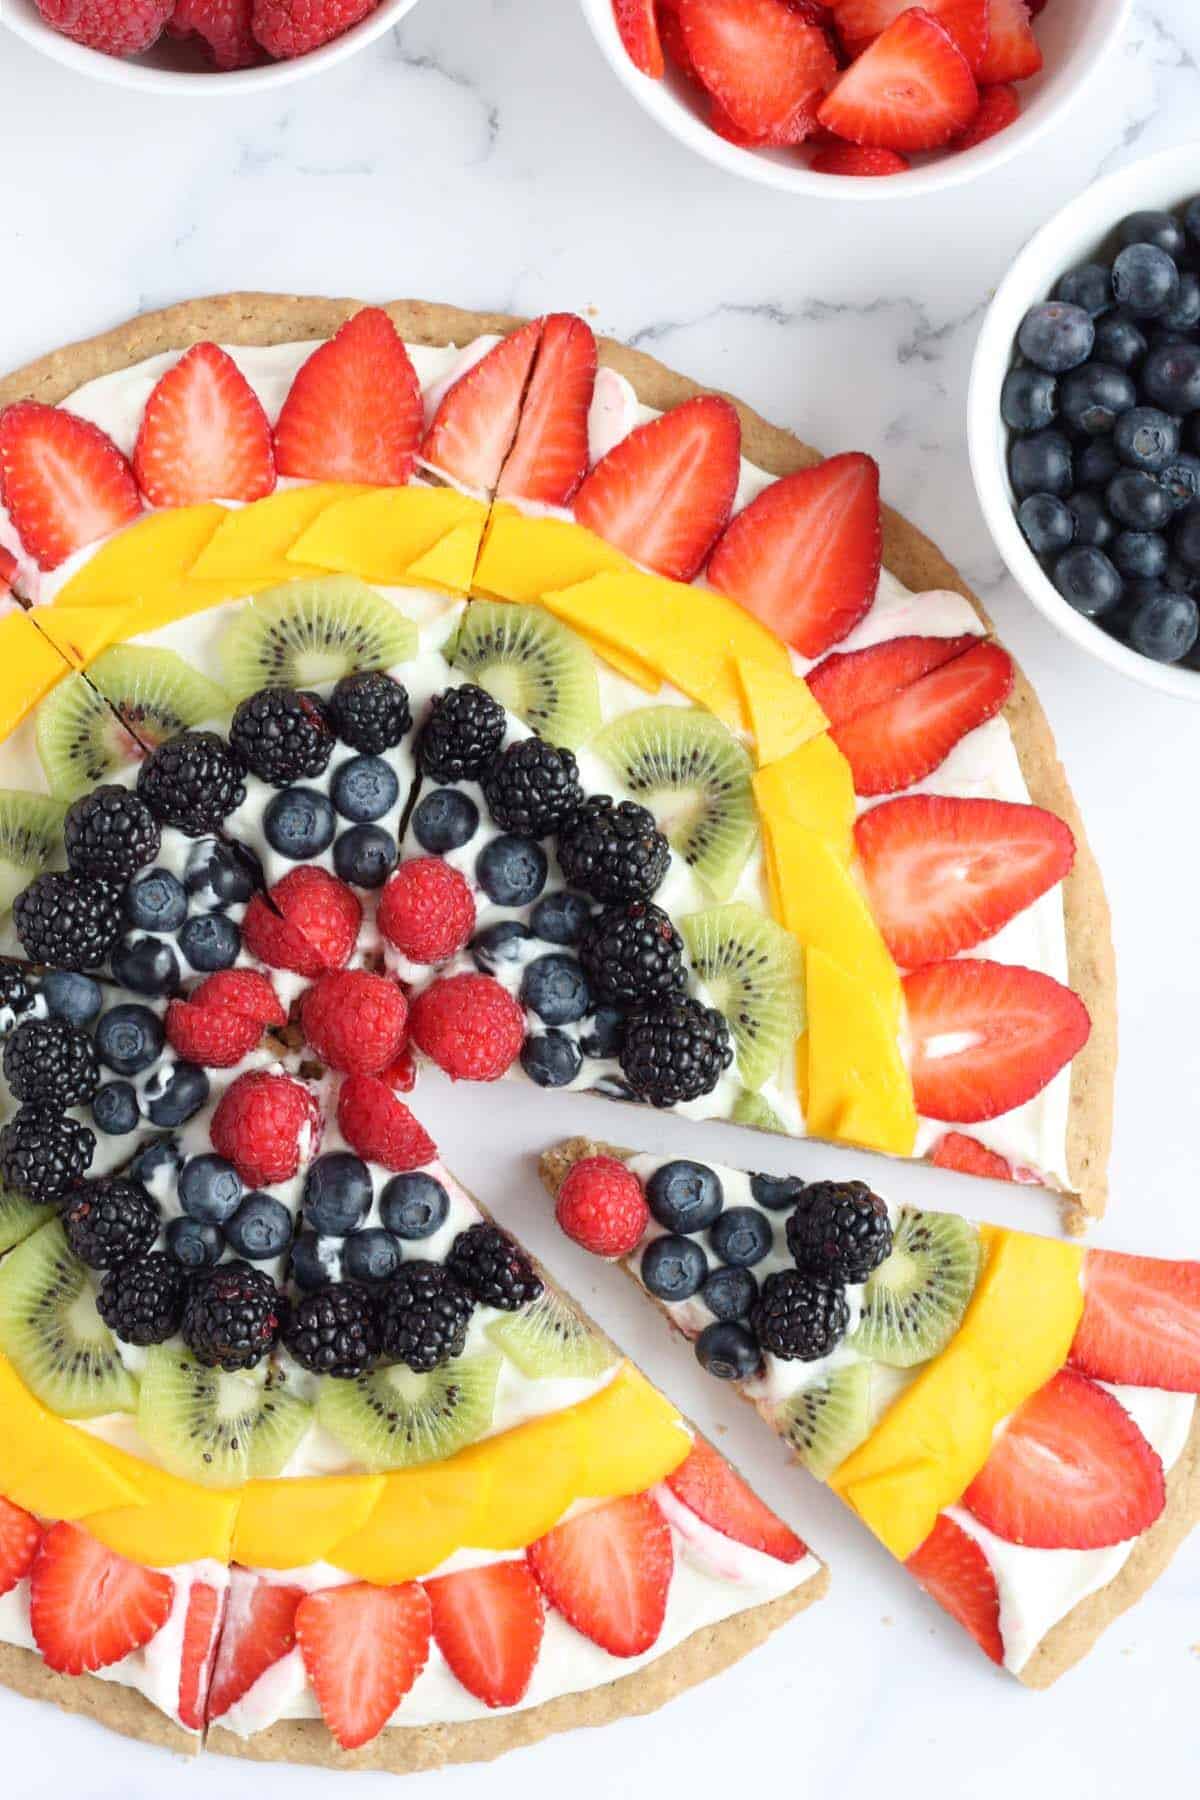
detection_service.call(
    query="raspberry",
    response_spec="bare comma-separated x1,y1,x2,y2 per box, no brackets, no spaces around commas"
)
377,858,476,965
409,973,525,1083
251,0,376,59
37,0,173,55
300,970,408,1075
555,1155,649,1258
169,0,260,69
336,1074,436,1172
243,867,361,975
190,969,286,1027
210,1070,321,1187
166,997,261,1068
380,1045,417,1092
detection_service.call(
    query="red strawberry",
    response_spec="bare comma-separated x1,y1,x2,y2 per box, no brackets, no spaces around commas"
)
854,794,1075,966
425,1561,545,1710
613,0,665,76
707,454,881,659
497,314,598,506
976,0,1041,82
830,639,1014,794
679,0,837,142
166,996,262,1068
929,1131,1016,1181
337,1074,436,1172
831,0,990,71
251,0,375,58
274,309,423,486
191,968,286,1026
177,1580,224,1732
905,1515,1002,1663
810,143,910,174
0,403,141,572
35,0,172,54
806,632,978,724
555,1154,650,1257
574,395,741,581
666,1439,808,1563
300,969,409,1074
208,1572,303,1719
0,546,18,598
954,81,1020,149
169,0,260,68
296,1581,431,1751
377,857,476,965
421,320,541,494
904,958,1090,1123
965,1369,1165,1550
30,1523,173,1675
0,1496,40,1599
818,9,977,151
133,343,275,508
210,1069,321,1187
1070,1251,1200,1393
658,0,700,81
244,866,362,975
409,972,526,1083
528,1493,673,1657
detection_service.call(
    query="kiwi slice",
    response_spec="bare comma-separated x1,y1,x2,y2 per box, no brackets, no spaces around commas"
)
0,791,66,915
486,1287,616,1380
449,603,600,748
137,1345,312,1488
774,1360,872,1482
316,1350,500,1471
220,577,418,698
731,1088,786,1135
0,1186,54,1257
592,706,756,900
0,1218,137,1416
36,648,228,798
680,902,804,1090
852,1208,981,1369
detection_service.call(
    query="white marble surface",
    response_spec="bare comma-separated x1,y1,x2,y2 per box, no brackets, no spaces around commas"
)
1,0,1199,1791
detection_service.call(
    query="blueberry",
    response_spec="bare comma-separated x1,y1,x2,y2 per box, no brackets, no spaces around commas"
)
264,787,336,859
225,1192,294,1261
1156,454,1200,512
96,1003,165,1075
1054,262,1112,317
701,1263,759,1322
475,834,547,907
646,1160,723,1234
1113,406,1179,472
125,869,188,933
1174,503,1200,570
749,1173,806,1212
1164,555,1199,596
380,1171,450,1240
1141,341,1200,413
640,1233,708,1302
291,1229,338,1291
333,825,396,889
1126,588,1199,662
411,788,479,854
520,1030,582,1088
1076,438,1121,490
143,1061,209,1127
304,1153,372,1235
694,1320,761,1381
1093,311,1148,371
579,1006,624,1059
1066,491,1114,548
331,755,399,824
178,1153,243,1224
1112,242,1180,318
1163,269,1200,334
1009,429,1072,499
1118,209,1188,261
130,1134,183,1193
178,913,240,972
91,1081,140,1136
471,919,532,973
111,936,181,997
166,1215,224,1270
709,1206,774,1268
520,952,590,1026
1059,363,1136,436
40,970,103,1028
1000,366,1057,433
1112,531,1168,581
1053,546,1123,618
184,839,255,907
1017,493,1075,557
342,1228,403,1284
1185,195,1200,247
1107,468,1174,531
531,891,592,946
1016,301,1094,373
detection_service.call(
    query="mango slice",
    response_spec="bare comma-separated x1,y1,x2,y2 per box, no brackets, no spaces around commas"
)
31,604,136,668
573,1365,692,1496
288,487,487,592
331,1462,486,1585
804,946,917,1156
753,734,856,866
0,1358,144,1519
84,1454,239,1566
189,485,363,585
403,522,487,595
760,816,901,1024
473,504,633,601
54,505,226,608
234,1473,385,1570
734,657,827,765
0,612,71,742
454,1409,586,1551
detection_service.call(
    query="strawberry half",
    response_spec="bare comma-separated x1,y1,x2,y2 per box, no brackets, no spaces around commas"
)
133,341,275,507
965,1369,1166,1550
905,1514,1002,1663
1070,1251,1200,1393
208,1572,303,1719
296,1581,432,1751
810,143,910,174
527,1492,673,1657
954,81,1020,150
830,638,1014,794
274,308,423,486
177,1580,224,1732
0,402,141,572
425,1560,545,1709
0,545,18,598
30,1522,174,1675
707,454,882,658
574,394,741,581
422,319,542,494
806,632,978,725
831,0,990,71
679,0,838,142
904,958,1090,1123
497,313,597,506
818,9,978,151
976,0,1041,82
929,1131,1017,1181
665,1439,808,1563
0,1496,40,1599
613,0,665,76
854,793,1075,966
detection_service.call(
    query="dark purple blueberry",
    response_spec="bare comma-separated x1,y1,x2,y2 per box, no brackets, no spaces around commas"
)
411,788,479,855
1113,406,1179,473
640,1233,707,1302
110,936,180,998
694,1320,761,1381
475,834,548,908
1009,429,1072,499
177,913,241,972
1093,311,1148,371
303,1153,372,1236
646,1160,723,1234
1163,269,1200,334
519,1030,582,1088
330,755,399,824
333,825,397,889
471,918,532,973
125,868,188,933
1054,262,1113,316
530,891,592,947
1185,195,1200,247
1125,588,1199,662
1108,468,1174,531
379,1171,450,1240
178,1153,243,1225
1059,363,1136,436
1076,438,1121,490
95,1003,164,1076
1017,493,1075,557
1001,366,1057,433
224,1191,294,1261
1112,531,1168,581
1053,546,1123,617
1141,341,1200,413
519,953,590,1026
341,1228,403,1284
1175,503,1200,571
1066,491,1114,549
1112,242,1180,318
263,787,336,860
166,1215,224,1270
709,1206,774,1269
700,1263,759,1323
1157,453,1200,513
1016,301,1094,373
1118,209,1188,261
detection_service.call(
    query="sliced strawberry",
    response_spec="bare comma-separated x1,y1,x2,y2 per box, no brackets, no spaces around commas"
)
30,1522,173,1675
177,1580,224,1732
929,1131,1016,1181
1070,1251,1200,1393
424,1560,544,1709
954,80,1020,149
0,545,18,598
497,314,597,506
831,639,1013,794
707,454,881,658
965,1369,1165,1550
854,794,1075,966
208,1572,304,1719
296,1581,431,1751
817,9,977,151
665,1439,808,1563
905,1515,1002,1663
810,143,910,174
976,0,1041,82
614,0,665,75
0,402,141,572
574,394,740,581
806,632,978,725
831,0,990,71
274,308,423,486
0,1496,40,1599
658,0,700,81
133,342,275,507
679,0,838,141
422,319,541,494
904,958,1090,1123
711,91,818,145
527,1492,673,1657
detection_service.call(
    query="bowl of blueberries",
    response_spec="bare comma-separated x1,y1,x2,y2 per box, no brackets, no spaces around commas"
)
969,143,1200,696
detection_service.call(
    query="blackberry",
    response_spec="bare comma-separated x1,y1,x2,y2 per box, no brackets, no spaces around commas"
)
750,1269,849,1361
3,1019,100,1109
0,1105,93,1205
0,964,35,1026
13,872,122,970
230,687,334,786
619,994,733,1107
64,785,161,882
580,900,685,1006
182,1261,285,1371
447,1221,543,1311
136,731,246,836
283,1282,380,1378
376,1262,474,1373
786,1180,893,1285
556,797,669,902
328,671,412,755
418,684,505,782
62,1177,159,1270
482,739,583,838
97,1252,186,1347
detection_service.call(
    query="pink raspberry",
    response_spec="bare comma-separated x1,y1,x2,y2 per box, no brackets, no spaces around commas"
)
377,858,476,966
210,1070,320,1187
300,970,408,1075
251,0,377,60
169,0,260,67
37,0,173,56
555,1156,650,1258
409,973,525,1083
336,1074,436,1172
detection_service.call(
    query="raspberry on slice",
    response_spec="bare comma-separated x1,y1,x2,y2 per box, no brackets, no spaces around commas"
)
166,998,261,1069
380,1045,417,1093
300,971,408,1075
555,1155,649,1258
336,1074,436,1172
410,973,525,1083
211,1070,321,1188
243,868,361,976
377,858,476,965
191,969,287,1027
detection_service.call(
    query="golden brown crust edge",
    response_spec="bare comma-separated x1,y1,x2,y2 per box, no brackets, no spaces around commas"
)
0,1642,199,1755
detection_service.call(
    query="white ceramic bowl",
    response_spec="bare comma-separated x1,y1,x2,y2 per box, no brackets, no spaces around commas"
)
3,0,421,94
970,143,1200,701
579,0,1129,199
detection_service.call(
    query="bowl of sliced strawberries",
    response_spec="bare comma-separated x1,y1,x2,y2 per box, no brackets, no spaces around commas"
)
588,0,1129,194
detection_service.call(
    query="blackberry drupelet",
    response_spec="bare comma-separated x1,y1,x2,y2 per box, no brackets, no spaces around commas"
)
482,739,583,838
447,1222,543,1311
417,684,505,783
62,1177,159,1270
283,1282,380,1378
3,1019,100,1109
0,1105,93,1205
750,1268,849,1361
619,994,733,1106
13,872,122,970
98,1252,186,1347
376,1262,474,1372
328,671,412,754
786,1180,893,1285
0,964,34,1024
136,731,246,836
64,785,161,882
182,1261,286,1371
555,797,670,902
230,687,334,786
579,900,686,1006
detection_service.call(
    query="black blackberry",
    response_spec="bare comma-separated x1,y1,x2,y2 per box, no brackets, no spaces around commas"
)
417,684,506,783
283,1282,380,1378
556,797,669,902
0,964,35,1026
749,1269,849,1361
64,785,161,882
181,1260,286,1371
0,1105,93,1205
482,739,583,838
3,1019,100,1109
328,671,412,755
376,1262,474,1372
579,900,685,1006
786,1181,893,1285
97,1252,186,1347
230,687,334,786
619,994,733,1107
13,872,122,970
447,1222,543,1312
136,731,246,836
62,1176,159,1270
